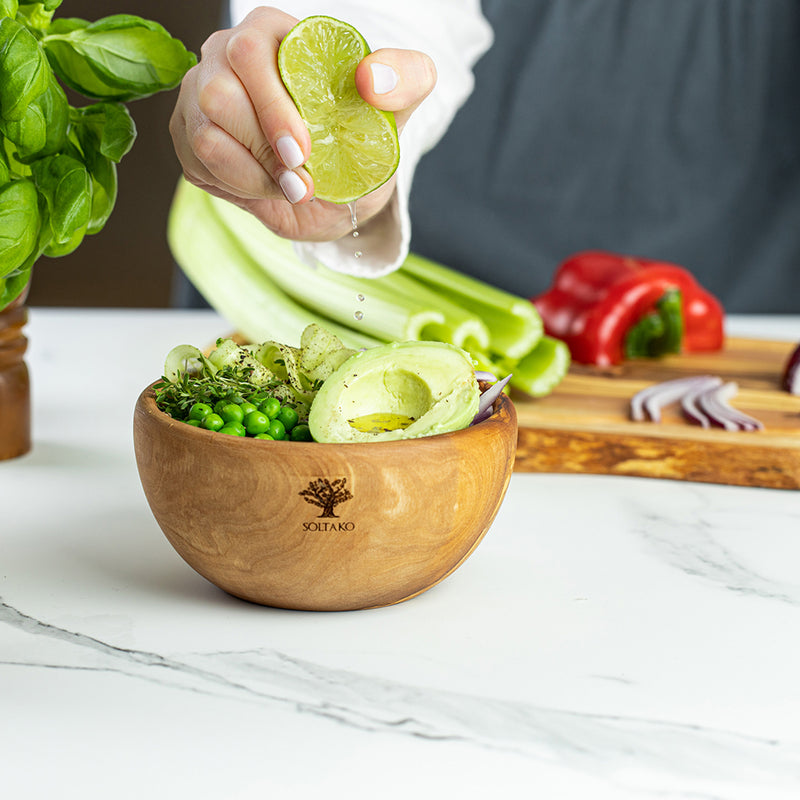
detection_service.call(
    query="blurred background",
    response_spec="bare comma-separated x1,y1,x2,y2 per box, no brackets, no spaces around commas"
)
27,0,224,308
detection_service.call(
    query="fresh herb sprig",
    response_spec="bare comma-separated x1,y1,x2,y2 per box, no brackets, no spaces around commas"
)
154,365,303,423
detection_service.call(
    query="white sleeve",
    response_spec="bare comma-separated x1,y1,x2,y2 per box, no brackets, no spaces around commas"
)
229,1,493,277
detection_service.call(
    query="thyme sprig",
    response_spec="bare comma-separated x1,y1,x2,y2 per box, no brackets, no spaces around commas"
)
154,365,292,421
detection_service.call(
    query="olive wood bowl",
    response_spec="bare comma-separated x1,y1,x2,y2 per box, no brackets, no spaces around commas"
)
133,385,517,611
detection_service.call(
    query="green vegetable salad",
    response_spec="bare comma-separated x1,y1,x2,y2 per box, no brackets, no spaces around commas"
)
154,324,356,441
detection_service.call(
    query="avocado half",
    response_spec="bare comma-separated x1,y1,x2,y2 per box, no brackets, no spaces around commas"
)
308,340,481,443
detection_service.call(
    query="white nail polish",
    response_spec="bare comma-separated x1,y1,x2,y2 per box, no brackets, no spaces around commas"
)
278,170,307,204
276,135,304,169
371,63,398,95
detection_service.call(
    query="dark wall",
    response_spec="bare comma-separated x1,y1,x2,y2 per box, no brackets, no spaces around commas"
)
28,0,224,308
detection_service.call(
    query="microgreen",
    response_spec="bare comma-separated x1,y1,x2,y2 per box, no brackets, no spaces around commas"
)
154,365,293,422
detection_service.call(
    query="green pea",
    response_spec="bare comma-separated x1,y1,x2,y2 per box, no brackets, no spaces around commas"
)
188,402,213,421
267,418,286,440
239,401,258,417
220,403,245,424
277,406,299,431
259,397,281,419
219,423,246,436
253,433,274,441
243,410,270,435
201,413,224,432
290,424,312,442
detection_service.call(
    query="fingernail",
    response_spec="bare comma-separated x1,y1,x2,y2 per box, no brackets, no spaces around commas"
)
278,170,307,204
276,135,304,169
370,63,398,95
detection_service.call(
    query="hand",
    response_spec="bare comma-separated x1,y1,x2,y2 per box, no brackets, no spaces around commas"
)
169,6,436,243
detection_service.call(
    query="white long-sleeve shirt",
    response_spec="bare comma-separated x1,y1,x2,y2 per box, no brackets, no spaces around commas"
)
227,2,800,314
229,1,492,276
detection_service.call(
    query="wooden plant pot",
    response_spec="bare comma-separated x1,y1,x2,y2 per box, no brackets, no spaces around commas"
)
0,287,30,461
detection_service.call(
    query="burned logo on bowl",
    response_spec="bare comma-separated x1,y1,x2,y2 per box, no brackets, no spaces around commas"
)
299,477,353,526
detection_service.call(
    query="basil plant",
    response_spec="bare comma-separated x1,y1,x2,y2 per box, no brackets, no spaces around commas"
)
0,0,196,309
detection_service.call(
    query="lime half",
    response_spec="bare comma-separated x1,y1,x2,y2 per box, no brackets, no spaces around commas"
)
278,16,400,204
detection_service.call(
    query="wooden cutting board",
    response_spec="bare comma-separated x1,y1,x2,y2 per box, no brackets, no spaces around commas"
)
512,337,800,490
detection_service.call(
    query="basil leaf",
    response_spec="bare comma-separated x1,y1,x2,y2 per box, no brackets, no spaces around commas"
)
43,14,196,101
42,219,84,256
0,16,50,120
0,262,32,307
42,17,122,99
16,0,61,19
0,96,45,156
16,4,56,33
34,69,67,155
70,101,136,162
0,177,40,279
1,70,67,161
75,131,117,234
30,153,91,245
0,137,10,184
1,132,31,178
85,155,116,235
1,1,18,20
46,16,85,35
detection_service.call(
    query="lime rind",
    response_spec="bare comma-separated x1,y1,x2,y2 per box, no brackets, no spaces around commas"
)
278,15,400,204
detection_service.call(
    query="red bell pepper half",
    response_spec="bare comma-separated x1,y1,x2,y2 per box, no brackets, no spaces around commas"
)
531,251,725,366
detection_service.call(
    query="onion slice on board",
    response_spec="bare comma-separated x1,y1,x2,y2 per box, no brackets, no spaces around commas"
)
679,381,715,428
692,381,764,431
631,375,764,432
630,375,721,423
783,343,800,395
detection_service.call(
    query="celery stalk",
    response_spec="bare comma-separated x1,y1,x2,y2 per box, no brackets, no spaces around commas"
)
502,336,571,397
167,179,378,349
168,179,569,398
471,337,570,397
400,252,543,361
207,190,487,347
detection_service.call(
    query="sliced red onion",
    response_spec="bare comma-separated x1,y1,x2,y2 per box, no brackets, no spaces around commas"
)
474,370,498,383
632,375,764,432
471,374,512,425
679,382,715,428
630,375,720,423
694,381,764,432
471,408,493,426
782,343,800,395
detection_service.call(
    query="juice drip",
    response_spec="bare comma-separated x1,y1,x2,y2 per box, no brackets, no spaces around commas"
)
354,310,364,321
347,201,361,258
354,293,365,322
348,201,359,238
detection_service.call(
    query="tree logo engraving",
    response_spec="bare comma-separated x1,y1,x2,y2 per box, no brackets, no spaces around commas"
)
299,478,353,518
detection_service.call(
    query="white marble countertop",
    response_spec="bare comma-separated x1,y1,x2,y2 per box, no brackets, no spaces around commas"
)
2,309,800,800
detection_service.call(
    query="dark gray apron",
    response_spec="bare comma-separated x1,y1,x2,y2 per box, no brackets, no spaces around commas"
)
410,0,800,313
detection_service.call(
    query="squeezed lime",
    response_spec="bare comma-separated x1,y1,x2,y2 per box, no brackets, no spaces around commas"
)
278,16,400,203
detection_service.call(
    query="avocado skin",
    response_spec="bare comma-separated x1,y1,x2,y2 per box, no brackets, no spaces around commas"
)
308,340,480,443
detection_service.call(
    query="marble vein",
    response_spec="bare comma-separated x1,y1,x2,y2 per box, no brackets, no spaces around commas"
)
3,597,799,798
629,492,800,606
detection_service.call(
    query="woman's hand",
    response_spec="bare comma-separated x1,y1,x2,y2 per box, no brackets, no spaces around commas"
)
169,6,436,243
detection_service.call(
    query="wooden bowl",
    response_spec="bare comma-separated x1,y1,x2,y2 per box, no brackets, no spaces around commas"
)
133,385,518,611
